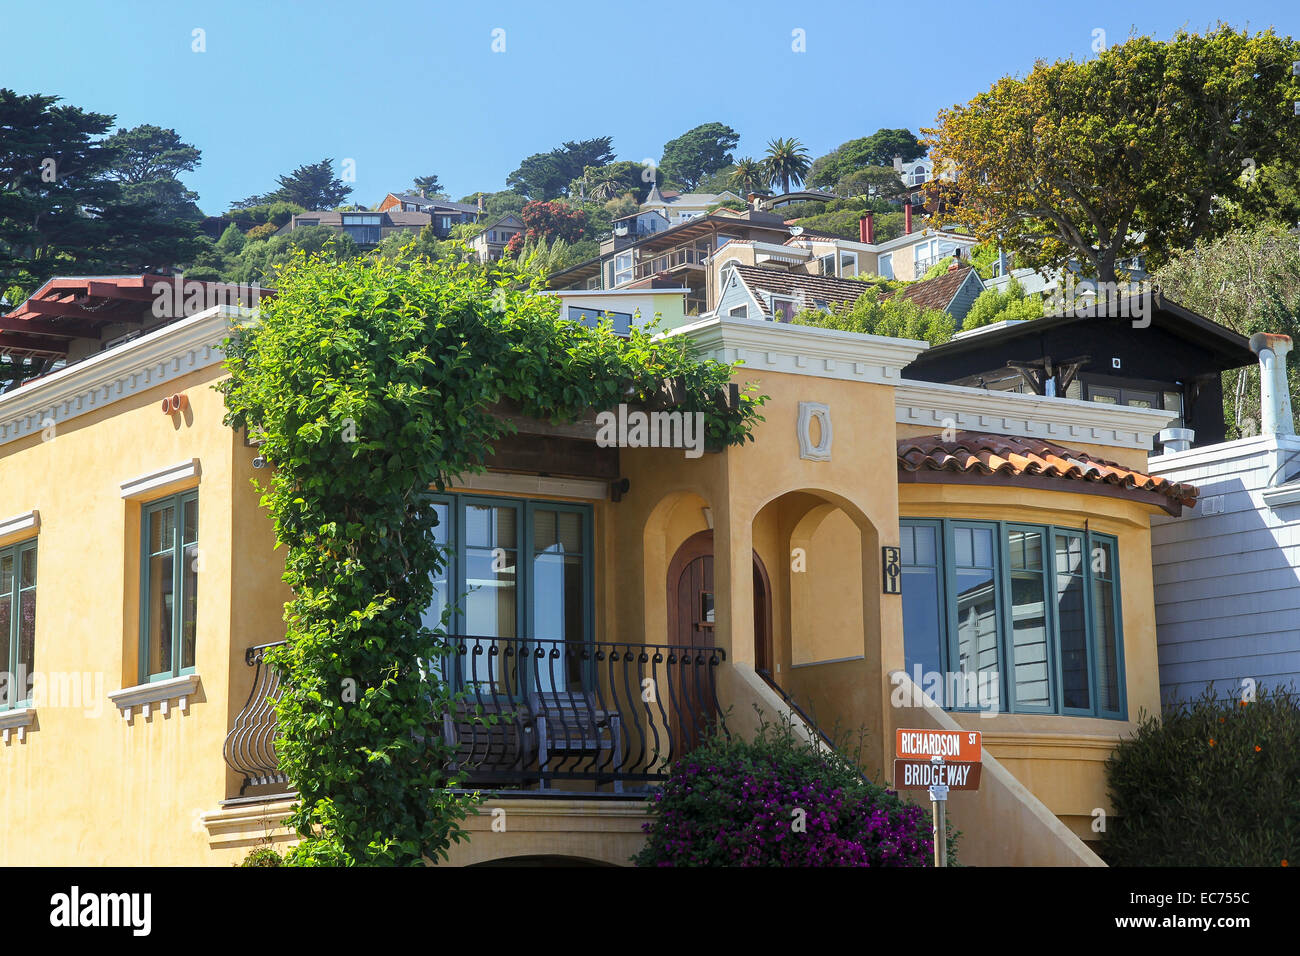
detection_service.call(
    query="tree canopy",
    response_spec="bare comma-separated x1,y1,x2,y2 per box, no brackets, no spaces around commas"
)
102,124,203,218
506,137,615,199
658,122,740,190
0,89,201,296
234,158,353,211
1154,223,1300,437
927,25,1300,283
808,129,923,190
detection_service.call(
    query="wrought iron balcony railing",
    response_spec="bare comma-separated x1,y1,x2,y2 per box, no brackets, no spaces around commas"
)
223,636,727,795
224,642,290,793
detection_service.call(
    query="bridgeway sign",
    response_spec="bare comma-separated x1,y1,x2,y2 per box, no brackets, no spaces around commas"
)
893,758,982,791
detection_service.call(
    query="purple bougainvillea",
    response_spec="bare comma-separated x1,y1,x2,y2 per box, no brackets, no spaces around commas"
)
633,719,947,867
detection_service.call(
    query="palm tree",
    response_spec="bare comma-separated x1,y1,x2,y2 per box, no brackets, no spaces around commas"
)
762,138,812,194
730,157,765,195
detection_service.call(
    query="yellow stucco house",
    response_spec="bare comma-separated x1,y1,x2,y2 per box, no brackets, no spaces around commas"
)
0,275,1194,866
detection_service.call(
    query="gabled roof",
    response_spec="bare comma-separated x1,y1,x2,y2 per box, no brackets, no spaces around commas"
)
729,265,870,318
886,264,983,313
911,291,1255,369
386,193,480,214
897,431,1199,515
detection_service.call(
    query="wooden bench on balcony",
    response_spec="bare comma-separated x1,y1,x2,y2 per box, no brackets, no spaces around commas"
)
441,699,535,785
529,690,623,794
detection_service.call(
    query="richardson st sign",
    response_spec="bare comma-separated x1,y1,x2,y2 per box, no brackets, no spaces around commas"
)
895,728,982,763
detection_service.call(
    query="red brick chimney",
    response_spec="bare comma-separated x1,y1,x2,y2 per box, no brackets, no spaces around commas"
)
905,203,913,234
859,213,874,244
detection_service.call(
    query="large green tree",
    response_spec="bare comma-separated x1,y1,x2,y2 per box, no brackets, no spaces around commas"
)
103,124,202,217
658,122,740,191
506,137,615,199
808,129,923,190
928,25,1300,284
234,159,353,211
0,89,200,294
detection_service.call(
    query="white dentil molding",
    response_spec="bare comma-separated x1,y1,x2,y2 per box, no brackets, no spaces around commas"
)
667,315,929,386
895,380,1175,451
0,305,243,450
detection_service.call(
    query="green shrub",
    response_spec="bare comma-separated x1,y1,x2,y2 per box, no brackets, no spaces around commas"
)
634,716,954,867
238,845,284,867
1103,685,1300,866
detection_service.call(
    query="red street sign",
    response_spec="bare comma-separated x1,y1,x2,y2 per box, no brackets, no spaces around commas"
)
896,728,982,763
893,759,982,791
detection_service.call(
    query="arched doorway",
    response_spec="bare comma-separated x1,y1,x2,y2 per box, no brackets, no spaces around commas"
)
666,531,773,751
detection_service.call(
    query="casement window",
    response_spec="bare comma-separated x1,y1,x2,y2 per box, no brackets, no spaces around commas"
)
840,251,858,277
818,253,837,276
140,492,199,682
0,540,36,710
423,494,593,693
900,519,1125,718
879,253,894,279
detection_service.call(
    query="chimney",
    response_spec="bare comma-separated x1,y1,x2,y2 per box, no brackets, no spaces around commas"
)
859,213,874,244
1250,332,1295,436
892,154,904,173
905,203,913,234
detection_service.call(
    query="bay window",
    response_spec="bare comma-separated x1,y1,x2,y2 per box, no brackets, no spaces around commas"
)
900,518,1125,718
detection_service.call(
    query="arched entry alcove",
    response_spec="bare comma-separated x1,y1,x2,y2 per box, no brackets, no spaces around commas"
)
748,488,884,758
666,530,773,668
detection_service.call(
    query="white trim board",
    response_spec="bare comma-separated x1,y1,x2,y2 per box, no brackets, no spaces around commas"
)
0,510,39,539
0,305,241,451
120,459,201,499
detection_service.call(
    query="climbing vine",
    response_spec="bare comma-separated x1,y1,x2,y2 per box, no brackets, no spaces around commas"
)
219,251,764,865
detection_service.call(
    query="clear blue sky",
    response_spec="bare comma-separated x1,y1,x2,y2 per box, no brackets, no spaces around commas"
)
3,0,1297,214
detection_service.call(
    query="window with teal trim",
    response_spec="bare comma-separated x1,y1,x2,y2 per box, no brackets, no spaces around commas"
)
140,492,198,682
421,494,593,694
900,518,1125,718
0,539,36,709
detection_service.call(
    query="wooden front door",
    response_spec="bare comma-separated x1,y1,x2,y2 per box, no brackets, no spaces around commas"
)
666,532,773,757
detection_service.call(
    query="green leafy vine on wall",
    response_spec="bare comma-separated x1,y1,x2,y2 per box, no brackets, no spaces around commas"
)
218,250,765,865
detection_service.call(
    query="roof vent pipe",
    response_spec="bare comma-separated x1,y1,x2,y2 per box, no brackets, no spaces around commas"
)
1249,332,1295,437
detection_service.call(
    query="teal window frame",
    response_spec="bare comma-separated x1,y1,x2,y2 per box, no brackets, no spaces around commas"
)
900,518,1126,719
139,490,199,684
0,538,37,710
426,493,595,698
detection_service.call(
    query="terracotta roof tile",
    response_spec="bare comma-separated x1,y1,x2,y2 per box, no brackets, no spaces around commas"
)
897,431,1199,514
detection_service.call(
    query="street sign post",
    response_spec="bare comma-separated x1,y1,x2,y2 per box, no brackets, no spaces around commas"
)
895,729,984,868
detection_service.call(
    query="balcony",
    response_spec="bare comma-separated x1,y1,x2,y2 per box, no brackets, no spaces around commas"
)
223,636,727,795
632,245,710,281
